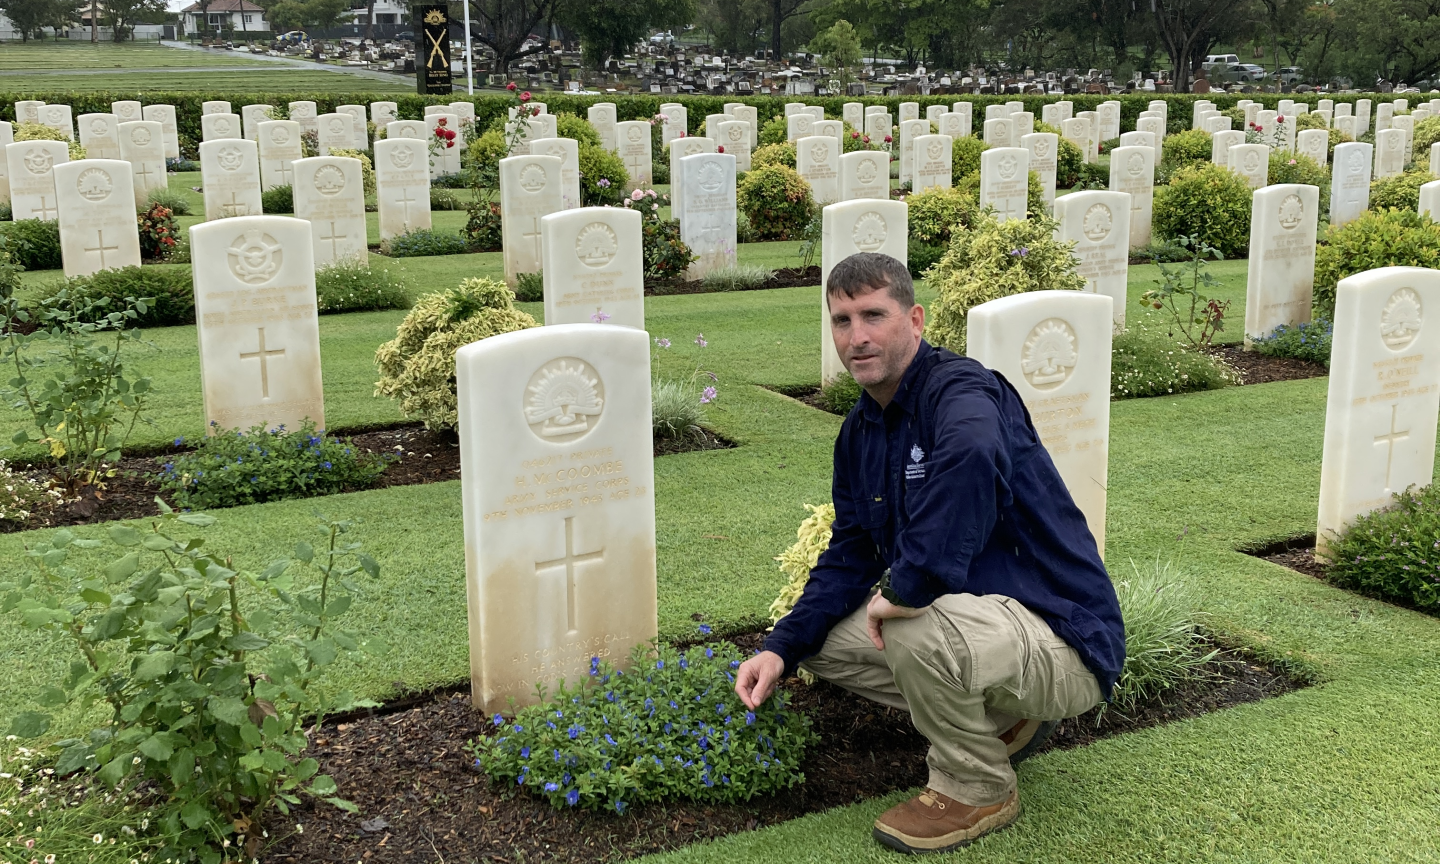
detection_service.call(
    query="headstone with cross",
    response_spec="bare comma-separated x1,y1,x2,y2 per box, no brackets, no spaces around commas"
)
587,103,618,153
202,112,243,143
967,290,1114,554
117,120,166,207
615,120,653,191
1055,190,1130,331
819,200,909,383
667,136,714,225
500,154,563,287
78,113,121,161
541,206,644,329
191,215,325,434
1243,183,1319,344
1317,267,1440,555
1107,144,1154,249
1375,128,1406,179
141,104,179,160
54,160,142,278
1022,132,1059,213
292,156,368,266
455,323,656,715
375,138,433,241
1331,142,1373,227
256,119,304,193
980,147,1029,224
678,152,736,280
200,139,263,222
6,139,68,221
796,135,840,205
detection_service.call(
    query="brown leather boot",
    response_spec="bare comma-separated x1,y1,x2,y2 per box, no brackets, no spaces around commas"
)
872,788,1020,854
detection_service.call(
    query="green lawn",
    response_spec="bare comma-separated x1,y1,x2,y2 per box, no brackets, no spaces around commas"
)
0,71,415,94
0,41,273,70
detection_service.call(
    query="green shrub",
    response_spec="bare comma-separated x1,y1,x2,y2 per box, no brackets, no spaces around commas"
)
908,185,981,247
1324,483,1440,610
1326,126,1352,159
1054,137,1086,188
514,270,544,302
157,420,390,509
1412,116,1440,162
1108,557,1219,713
1369,169,1437,211
578,143,629,207
751,141,797,170
145,186,193,216
467,641,815,812
1160,129,1213,174
1153,163,1253,257
328,148,376,196
954,169,1049,220
951,136,987,179
381,227,471,257
555,111,601,148
818,372,862,414
736,210,756,243
925,212,1085,354
13,122,86,161
462,129,508,187
700,264,775,291
1110,325,1236,399
261,184,293,214
374,277,539,430
738,164,813,241
652,377,706,439
463,200,504,251
314,259,411,313
0,218,61,270
1250,317,1332,365
0,202,10,221
1313,209,1440,318
49,265,195,327
759,114,787,146
1294,112,1328,131
430,187,464,210
1268,150,1330,215
1131,239,1193,263
138,202,181,262
0,233,22,299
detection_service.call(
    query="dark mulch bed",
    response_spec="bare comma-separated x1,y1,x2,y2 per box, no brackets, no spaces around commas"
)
269,632,1301,864
648,266,821,296
1207,344,1328,386
765,383,844,416
1,426,732,535
1247,534,1328,580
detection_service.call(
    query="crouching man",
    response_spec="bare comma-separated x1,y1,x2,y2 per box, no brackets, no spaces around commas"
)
735,253,1125,854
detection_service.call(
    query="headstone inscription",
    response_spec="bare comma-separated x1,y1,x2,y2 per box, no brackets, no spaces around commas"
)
1022,132,1058,212
667,137,714,225
588,103,618,153
1211,129,1245,168
199,139,263,221
983,117,1013,148
1230,143,1269,188
679,152,737,280
1392,114,1415,165
819,200,908,384
979,147,1029,223
375,137,433,240
190,215,325,434
839,151,890,201
141,104,179,159
54,159,142,278
540,207,644,328
718,120,751,172
937,112,969,139
117,120,165,207
1356,99,1372,136
966,290,1113,553
796,135,839,205
531,137,582,211
78,113,121,161
257,120,303,192
615,121,652,191
1244,184,1320,344
370,101,399,133
201,112,243,142
1297,129,1328,166
455,324,657,716
202,100,231,116
110,100,140,123
501,155,564,286
1375,128,1406,178
316,113,357,155
6,140,66,221
337,105,369,149
911,134,952,194
1316,267,1440,555
843,102,863,131
291,156,369,266
1062,118,1090,164
1054,190,1130,330
241,105,271,141
40,104,73,140
1330,142,1373,227
288,101,318,134
1108,145,1154,248
14,100,44,124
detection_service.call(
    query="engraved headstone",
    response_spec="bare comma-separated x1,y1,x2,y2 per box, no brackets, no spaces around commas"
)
1097,101,1120,141
983,117,1013,148
15,100,44,124
911,134,952,194
659,103,686,146
6,140,66,220
288,100,318,134
190,215,325,433
1296,128,1328,167
257,119,303,192
1054,190,1129,329
718,120,751,172
1420,180,1440,222
927,105,947,123
979,147,1029,223
1375,128,1406,178
840,150,890,201
370,101,399,132
843,102,863,131
55,159,142,278
502,155,564,285
864,112,891,145
1108,145,1154,248
1375,102,1394,133
796,135,840,205
541,207,644,328
1331,142,1373,227
731,104,758,148
1356,99,1372,136
706,112,727,143
950,102,973,132
1076,111,1099,161
898,118,928,183
291,156,369,266
117,120,166,207
1062,118,1090,164
241,104,271,141
1244,184,1319,343
1211,129,1245,168
316,113,356,155
40,104,73,140
615,121,652,191
455,323,657,715
201,112,242,142
985,104,1010,123
375,137,433,240
1230,143,1269,188
899,102,919,124
202,100,232,116
937,111,969,139
786,113,814,142
966,290,1113,552
1335,114,1357,139
111,100,140,123
141,104,179,159
199,139,263,221
525,137,577,211
679,152,737,280
1393,114,1415,165
1022,132,1058,212
1012,111,1034,140
667,136,714,225
1316,266,1440,554
337,104,369,150
78,113,121,160
820,200,908,383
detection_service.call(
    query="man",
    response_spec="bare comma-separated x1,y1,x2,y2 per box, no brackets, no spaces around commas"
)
735,253,1125,854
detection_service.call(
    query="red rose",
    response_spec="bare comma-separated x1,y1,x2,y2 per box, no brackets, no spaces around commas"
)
506,82,517,91
717,145,725,153
520,91,532,102
437,117,447,126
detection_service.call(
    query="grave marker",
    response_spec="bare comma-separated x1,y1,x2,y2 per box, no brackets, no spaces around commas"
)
291,156,369,266
983,117,1013,148
288,100,318,134
14,100,43,124
0,122,11,205
796,135,839,205
979,147,1029,223
6,140,66,221
1420,180,1440,222
541,207,644,328
937,111,969,139
199,138,263,221
1108,145,1154,248
787,113,814,142
110,100,139,124
375,137,433,240
337,105,368,149
202,100,231,115
241,105,271,141
718,120,751,171
40,104,73,140
141,104,179,159
679,152,737,280
667,136,715,225
1022,132,1058,212
911,134,952,194
117,120,165,207
1230,143,1269,188
1331,142,1373,227
616,121,652,191
501,154,564,285
531,137,582,211
1211,129,1245,168
78,113,120,160
588,103,617,152
201,112,242,142
316,113,356,155
1297,129,1328,166
1054,190,1129,329
839,151,890,201
55,159,142,278
1375,128,1406,178
257,119,303,192
1244,183,1320,343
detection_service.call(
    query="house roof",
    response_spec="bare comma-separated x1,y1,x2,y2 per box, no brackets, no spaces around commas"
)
181,0,265,12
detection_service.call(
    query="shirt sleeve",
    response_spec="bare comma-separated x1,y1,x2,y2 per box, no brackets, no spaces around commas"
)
886,378,1014,608
762,426,884,675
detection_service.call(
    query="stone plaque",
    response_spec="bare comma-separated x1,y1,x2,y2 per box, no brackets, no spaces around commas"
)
200,138,263,221
55,160,142,278
291,156,369,266
541,206,644,329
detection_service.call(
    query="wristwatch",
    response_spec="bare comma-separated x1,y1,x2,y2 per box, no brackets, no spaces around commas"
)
877,568,912,608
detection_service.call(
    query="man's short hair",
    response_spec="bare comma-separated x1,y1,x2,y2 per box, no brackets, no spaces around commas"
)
826,252,915,309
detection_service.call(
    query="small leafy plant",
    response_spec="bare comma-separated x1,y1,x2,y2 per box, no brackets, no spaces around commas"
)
145,186,193,216
50,265,195,328
137,202,179,262
261,184,294,214
381,227,472,258
1325,483,1440,610
0,217,62,271
1250,318,1333,366
700,264,776,292
467,640,816,813
817,372,863,414
1139,235,1232,350
155,421,392,509
651,332,719,441
314,259,411,313
1110,325,1236,399
1107,556,1219,714
0,510,384,861
514,270,544,302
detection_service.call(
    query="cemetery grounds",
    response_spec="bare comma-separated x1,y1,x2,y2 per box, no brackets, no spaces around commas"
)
0,44,1437,864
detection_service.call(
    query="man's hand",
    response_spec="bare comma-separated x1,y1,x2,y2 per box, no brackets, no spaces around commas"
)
866,592,928,650
734,650,786,711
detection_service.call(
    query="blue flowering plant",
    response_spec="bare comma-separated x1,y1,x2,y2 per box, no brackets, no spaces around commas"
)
467,640,816,812
1250,318,1333,366
155,420,393,510
1324,482,1440,611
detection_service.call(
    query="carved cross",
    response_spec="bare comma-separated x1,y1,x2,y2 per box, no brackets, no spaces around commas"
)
534,516,605,633
238,327,286,399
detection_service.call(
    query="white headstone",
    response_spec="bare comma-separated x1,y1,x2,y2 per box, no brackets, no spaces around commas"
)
864,112,891,144
1205,115,1233,134
731,105,758,148
718,120,751,172
840,150,890,201
190,215,324,433
1062,118,1090,164
1097,101,1120,141
1055,190,1129,330
660,103,687,146
813,119,843,145
1041,103,1063,127
1330,142,1373,227
55,159,141,278
14,100,44,124
201,112,243,142
315,113,356,156
899,102,919,124
431,113,464,176
937,112,969,139
912,134,952,194
288,100,318,134
588,103,618,153
78,113,121,160
1335,114,1357,139
1108,145,1154,248
241,104,271,141
5,140,66,221
950,102,974,132
141,104,179,159
616,121,652,191
502,155,564,285
117,120,165,207
1421,180,1440,222
1005,101,1024,117
374,137,432,240
705,112,727,142
291,156,369,266
985,104,1010,123
796,135,840,205
202,100,232,116
667,136,715,225
541,207,644,328
337,105,367,149
455,324,657,715
1375,102,1394,133
1012,112,1034,140
1375,128,1406,178
1296,129,1328,167
1316,266,1440,554
820,200,908,383
983,117,1014,148
1231,143,1269,188
1356,99,1372,136
980,147,1029,223
966,290,1113,552
199,139,263,221
843,102,864,131
787,113,815,142
1211,129,1245,168
1244,183,1319,343
387,119,427,142
531,137,581,211
0,122,11,205
927,104,947,123
1022,132,1058,212
1077,111,1099,160
39,104,73,140
679,152,737,280
257,120,303,192
1335,102,1353,118
785,103,806,117
1392,114,1415,165
370,101,398,130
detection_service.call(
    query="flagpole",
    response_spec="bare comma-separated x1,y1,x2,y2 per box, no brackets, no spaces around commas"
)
463,0,473,94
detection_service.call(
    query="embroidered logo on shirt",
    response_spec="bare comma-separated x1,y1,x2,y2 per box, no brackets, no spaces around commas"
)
906,444,926,481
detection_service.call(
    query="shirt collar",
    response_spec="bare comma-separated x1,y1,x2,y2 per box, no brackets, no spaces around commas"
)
859,340,935,422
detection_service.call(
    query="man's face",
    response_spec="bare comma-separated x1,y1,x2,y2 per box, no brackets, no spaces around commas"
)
829,285,925,390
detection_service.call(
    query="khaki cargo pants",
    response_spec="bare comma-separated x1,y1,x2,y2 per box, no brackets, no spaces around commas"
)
799,592,1102,806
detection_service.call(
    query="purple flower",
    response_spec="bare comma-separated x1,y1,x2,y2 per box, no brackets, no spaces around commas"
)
598,178,611,188
590,656,601,675
566,788,580,806
520,746,531,758
655,337,671,348
700,386,717,404
1009,247,1029,257
705,646,714,658
173,436,185,447
591,310,611,324
697,623,712,635
745,711,756,726
695,333,707,347
492,713,504,726
545,782,560,792
614,800,627,814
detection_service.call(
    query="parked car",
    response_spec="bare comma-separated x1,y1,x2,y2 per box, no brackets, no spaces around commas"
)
1225,64,1264,83
1278,66,1304,85
1205,53,1240,67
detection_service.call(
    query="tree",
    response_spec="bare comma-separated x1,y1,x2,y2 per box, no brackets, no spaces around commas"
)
698,0,769,54
0,0,61,40
809,18,862,82
1331,0,1440,84
467,0,560,76
557,0,694,70
767,0,810,59
1149,0,1251,91
101,0,167,41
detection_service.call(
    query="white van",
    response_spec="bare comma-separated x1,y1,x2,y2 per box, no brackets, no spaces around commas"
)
1205,54,1240,67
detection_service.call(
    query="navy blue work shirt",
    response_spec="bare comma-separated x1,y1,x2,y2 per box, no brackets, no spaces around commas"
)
763,340,1126,698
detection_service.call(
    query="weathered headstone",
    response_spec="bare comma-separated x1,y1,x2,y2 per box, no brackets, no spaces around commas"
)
1012,111,1034,140
1054,190,1129,330
1335,114,1357,139
1375,128,1406,178
864,111,891,144
201,112,242,142
1230,143,1269,188
1062,118,1090,164
337,105,369,149
667,136,715,226
679,152,737,280
843,102,863,131
199,139,263,221
899,102,919,124
454,323,657,716
40,104,73,140
1356,99,1372,136
370,101,398,132
291,156,369,266
14,100,44,124
257,119,303,192
980,147,1029,222
1375,102,1394,133
705,112,727,142
316,113,357,155
937,111,969,139
1393,114,1415,165
967,290,1113,552
796,135,840,205
588,103,617,153
502,154,564,285
117,120,166,207
241,104,271,141
541,206,644,328
659,103,686,146
1023,132,1058,212
985,104,1009,123
839,150,890,201
202,100,231,116
375,137,432,240
911,134,952,194
926,104,947,123
813,119,843,144
1097,101,1120,141
190,215,325,433
1244,184,1319,343
55,159,142,278
387,119,427,141
1316,266,1440,555
1108,145,1154,248
718,120,751,172
288,100,318,134
786,113,815,142
1205,115,1232,134
615,121,652,191
5,140,66,220
983,117,1014,148
78,113,121,160
141,104,179,159
1294,128,1328,167
820,200,908,383
1211,129,1245,168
